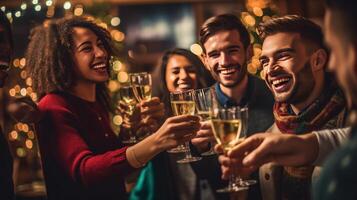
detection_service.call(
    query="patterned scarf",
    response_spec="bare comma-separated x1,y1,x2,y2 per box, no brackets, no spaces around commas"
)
274,80,346,200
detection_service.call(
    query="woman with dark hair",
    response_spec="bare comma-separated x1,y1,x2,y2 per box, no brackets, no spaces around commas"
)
157,48,215,117
26,17,200,200
130,48,228,200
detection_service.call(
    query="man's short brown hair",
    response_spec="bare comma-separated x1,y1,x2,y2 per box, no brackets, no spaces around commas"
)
258,15,327,52
199,14,250,52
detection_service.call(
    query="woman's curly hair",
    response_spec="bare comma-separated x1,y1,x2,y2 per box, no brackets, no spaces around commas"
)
26,16,114,111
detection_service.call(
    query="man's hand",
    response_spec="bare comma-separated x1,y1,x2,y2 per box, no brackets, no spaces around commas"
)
215,133,319,179
228,133,319,167
191,120,215,152
215,142,256,180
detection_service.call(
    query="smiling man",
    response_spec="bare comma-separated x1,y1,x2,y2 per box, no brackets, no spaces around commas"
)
200,14,274,140
200,14,275,200
257,15,347,200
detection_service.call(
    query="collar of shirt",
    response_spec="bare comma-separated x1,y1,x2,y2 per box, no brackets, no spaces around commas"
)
214,75,255,108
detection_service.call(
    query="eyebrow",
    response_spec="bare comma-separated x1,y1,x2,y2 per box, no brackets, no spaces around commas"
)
76,38,102,50
207,45,241,55
170,65,195,70
76,41,91,50
259,48,295,60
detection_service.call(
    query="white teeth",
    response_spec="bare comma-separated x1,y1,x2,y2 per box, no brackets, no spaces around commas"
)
178,84,191,89
219,68,236,75
272,78,290,86
93,63,106,69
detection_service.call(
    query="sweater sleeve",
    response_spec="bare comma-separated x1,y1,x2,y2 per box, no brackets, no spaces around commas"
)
313,127,351,166
39,96,134,188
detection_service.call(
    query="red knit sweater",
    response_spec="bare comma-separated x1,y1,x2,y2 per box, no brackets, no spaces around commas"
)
37,92,134,200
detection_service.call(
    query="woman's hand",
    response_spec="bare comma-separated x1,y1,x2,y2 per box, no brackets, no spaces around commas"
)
126,115,200,168
153,115,201,151
140,97,165,120
117,101,140,131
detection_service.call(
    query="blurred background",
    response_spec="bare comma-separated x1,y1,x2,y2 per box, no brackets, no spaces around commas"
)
0,0,325,199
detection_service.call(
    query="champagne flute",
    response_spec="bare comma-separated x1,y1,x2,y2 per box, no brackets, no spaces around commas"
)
210,106,249,193
170,90,202,163
130,72,152,102
192,87,216,156
119,84,138,144
234,107,257,187
130,72,153,140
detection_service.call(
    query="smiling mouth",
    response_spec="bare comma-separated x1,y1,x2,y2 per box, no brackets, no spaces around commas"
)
217,66,238,75
92,63,107,72
270,76,292,92
177,83,192,90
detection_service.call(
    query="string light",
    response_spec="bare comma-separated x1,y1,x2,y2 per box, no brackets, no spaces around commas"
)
108,80,120,92
10,131,18,140
25,139,33,149
113,115,123,125
34,5,42,12
244,14,256,26
63,1,71,10
112,60,122,71
14,85,21,93
46,0,53,7
20,58,26,68
26,87,33,95
26,77,33,86
253,7,263,17
74,5,84,16
20,88,27,96
117,71,129,83
23,124,29,132
190,43,203,56
21,3,27,10
13,58,20,67
9,88,16,97
20,71,27,79
111,17,120,26
28,131,35,139
6,12,12,19
1,6,5,12
15,11,21,18
16,148,26,157
32,0,38,5
111,30,125,42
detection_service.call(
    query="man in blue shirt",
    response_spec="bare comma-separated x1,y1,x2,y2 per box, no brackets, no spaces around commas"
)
199,14,275,200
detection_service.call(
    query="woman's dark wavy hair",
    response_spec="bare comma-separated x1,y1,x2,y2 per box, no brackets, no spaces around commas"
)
159,48,215,116
26,16,113,112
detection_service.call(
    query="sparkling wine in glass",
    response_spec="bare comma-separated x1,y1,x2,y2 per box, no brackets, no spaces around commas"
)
119,85,138,144
130,72,152,102
170,90,202,163
193,87,216,156
210,107,249,193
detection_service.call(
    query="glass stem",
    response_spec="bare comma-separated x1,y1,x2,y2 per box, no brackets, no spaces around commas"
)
228,174,236,190
184,142,192,158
